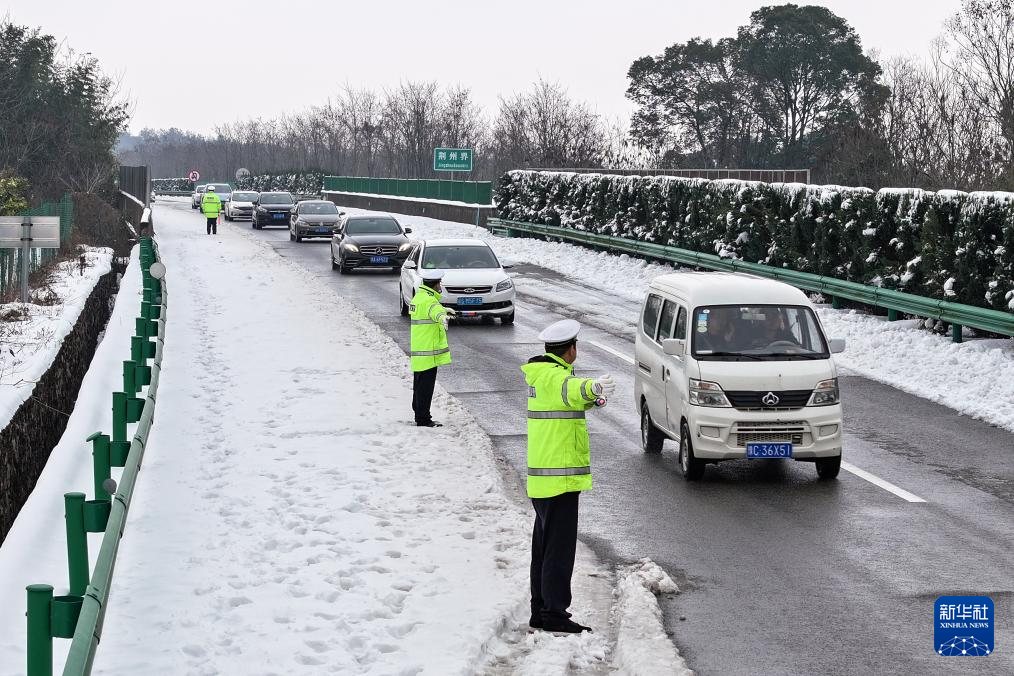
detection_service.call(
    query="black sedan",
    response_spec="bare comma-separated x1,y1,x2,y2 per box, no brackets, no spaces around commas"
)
330,214,413,274
290,201,343,242
252,192,295,229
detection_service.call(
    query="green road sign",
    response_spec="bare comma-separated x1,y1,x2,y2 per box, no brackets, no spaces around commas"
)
434,147,473,172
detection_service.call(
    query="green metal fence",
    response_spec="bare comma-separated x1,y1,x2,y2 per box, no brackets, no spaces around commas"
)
0,193,74,299
323,175,493,206
485,218,1014,342
23,235,167,676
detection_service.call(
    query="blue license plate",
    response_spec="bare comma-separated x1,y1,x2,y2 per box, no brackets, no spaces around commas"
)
314,228,329,234
746,442,793,458
273,213,285,220
458,297,483,306
369,256,389,264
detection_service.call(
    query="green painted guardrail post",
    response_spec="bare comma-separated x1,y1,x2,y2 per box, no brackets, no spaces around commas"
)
64,493,88,596
887,308,899,321
831,296,843,310
88,432,112,501
26,584,53,676
951,323,963,343
122,360,137,395
111,392,129,466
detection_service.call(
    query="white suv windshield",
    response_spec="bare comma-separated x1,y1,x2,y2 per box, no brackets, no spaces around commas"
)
691,305,828,360
422,245,498,270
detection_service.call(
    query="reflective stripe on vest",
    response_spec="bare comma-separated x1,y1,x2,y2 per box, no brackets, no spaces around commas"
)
528,465,591,476
411,347,450,357
527,410,586,419
411,319,436,325
581,380,593,401
562,377,577,406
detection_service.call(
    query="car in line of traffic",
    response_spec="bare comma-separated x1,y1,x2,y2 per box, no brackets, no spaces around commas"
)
399,238,515,325
330,213,412,271
224,190,259,221
290,200,343,242
252,192,296,229
634,272,845,481
191,183,233,209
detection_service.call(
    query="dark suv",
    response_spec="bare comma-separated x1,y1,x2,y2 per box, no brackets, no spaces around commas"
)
252,192,295,229
330,214,413,274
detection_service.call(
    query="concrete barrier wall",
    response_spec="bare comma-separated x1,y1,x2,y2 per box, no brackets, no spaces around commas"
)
322,191,493,227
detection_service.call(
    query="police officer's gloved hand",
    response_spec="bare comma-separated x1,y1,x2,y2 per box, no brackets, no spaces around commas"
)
592,374,615,399
441,314,450,330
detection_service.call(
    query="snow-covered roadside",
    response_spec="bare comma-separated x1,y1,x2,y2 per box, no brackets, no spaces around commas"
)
0,248,113,427
363,210,1014,435
0,247,139,675
89,209,690,675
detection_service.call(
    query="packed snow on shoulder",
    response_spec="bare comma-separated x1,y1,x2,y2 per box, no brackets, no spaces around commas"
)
386,212,1014,434
0,247,113,427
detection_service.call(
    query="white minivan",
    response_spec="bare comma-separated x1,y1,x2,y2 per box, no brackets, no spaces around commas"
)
634,272,846,481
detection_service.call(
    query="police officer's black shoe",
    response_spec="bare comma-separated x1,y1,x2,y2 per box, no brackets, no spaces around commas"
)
542,618,592,634
528,614,543,629
416,420,443,427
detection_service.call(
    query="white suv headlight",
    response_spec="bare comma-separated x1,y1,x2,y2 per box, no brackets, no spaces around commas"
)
807,378,839,406
689,379,731,407
495,278,513,292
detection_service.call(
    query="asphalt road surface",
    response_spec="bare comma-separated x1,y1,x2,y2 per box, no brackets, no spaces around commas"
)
163,200,1014,675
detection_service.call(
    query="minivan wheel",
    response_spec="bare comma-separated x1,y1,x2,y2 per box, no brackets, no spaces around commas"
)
640,402,664,454
331,256,339,271
815,454,842,480
501,311,516,325
678,422,706,480
400,293,409,317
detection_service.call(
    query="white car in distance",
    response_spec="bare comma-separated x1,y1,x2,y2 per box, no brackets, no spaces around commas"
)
400,239,515,325
224,190,259,221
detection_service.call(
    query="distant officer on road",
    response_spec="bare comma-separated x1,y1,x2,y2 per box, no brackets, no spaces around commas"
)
522,319,614,634
410,270,455,427
200,184,222,235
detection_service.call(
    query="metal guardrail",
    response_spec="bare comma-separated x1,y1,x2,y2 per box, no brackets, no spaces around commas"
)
485,218,1014,342
23,227,168,676
324,175,493,205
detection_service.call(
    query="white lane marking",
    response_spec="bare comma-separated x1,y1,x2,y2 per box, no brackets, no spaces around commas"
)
841,461,927,503
587,340,635,365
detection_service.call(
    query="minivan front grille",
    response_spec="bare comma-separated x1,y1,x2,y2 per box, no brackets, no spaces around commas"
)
734,421,807,447
445,285,493,294
725,390,812,410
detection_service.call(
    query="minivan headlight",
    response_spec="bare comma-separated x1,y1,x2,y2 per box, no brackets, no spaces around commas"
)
689,379,731,407
495,278,513,292
807,378,839,406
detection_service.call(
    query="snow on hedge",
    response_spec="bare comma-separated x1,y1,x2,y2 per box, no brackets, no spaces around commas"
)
495,171,1014,315
236,170,325,195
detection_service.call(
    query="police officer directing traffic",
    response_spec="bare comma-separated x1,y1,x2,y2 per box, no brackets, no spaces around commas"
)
410,270,456,427
200,184,221,235
522,319,615,633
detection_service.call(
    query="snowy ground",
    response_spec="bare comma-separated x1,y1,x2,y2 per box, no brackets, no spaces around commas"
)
0,247,113,427
0,246,139,674
81,208,690,675
367,211,1014,434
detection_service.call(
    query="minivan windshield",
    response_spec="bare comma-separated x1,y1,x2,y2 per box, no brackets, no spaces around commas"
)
232,191,258,202
422,245,498,269
345,217,401,234
259,193,293,205
691,305,829,360
207,183,231,193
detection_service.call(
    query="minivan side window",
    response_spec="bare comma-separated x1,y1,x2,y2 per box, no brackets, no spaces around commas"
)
657,299,679,343
642,294,662,338
674,307,687,340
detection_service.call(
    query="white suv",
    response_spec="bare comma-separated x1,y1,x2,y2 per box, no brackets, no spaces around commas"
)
634,272,845,481
399,239,515,324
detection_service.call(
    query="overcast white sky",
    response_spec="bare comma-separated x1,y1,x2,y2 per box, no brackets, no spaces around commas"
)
7,0,961,135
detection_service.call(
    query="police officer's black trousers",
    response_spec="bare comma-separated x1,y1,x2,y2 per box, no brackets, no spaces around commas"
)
206,217,217,235
412,367,438,425
530,490,579,622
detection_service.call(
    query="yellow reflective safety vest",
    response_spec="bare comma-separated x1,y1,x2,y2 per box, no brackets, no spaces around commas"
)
201,192,222,217
410,285,451,372
521,353,598,498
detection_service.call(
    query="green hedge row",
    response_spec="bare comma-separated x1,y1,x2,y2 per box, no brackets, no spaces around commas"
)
151,177,194,192
495,171,1014,313
236,171,325,195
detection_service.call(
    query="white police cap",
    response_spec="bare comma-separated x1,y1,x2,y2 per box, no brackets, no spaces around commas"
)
206,184,215,191
538,319,581,347
421,269,445,281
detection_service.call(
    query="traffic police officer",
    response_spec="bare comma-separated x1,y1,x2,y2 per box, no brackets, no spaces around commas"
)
410,270,455,427
522,319,614,633
200,185,222,235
